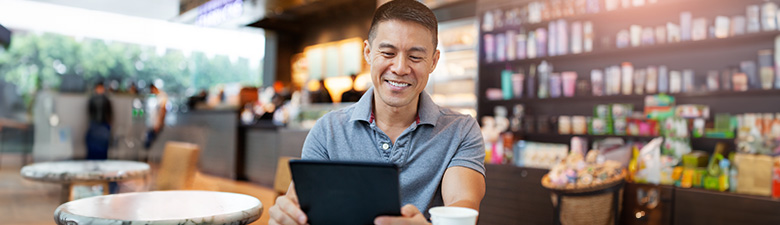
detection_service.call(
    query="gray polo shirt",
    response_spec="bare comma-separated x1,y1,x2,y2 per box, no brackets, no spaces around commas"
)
301,87,485,217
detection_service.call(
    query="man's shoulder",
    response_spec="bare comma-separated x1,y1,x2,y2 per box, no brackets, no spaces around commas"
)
434,106,478,126
314,104,359,125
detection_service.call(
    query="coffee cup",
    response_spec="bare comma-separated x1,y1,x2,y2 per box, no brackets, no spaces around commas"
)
428,206,478,225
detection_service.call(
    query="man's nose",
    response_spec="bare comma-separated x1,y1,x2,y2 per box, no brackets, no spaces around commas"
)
390,55,411,76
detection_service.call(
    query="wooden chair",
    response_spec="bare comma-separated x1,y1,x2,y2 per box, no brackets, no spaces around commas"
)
273,157,298,201
154,141,200,190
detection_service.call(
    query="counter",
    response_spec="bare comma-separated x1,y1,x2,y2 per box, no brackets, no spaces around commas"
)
240,123,308,187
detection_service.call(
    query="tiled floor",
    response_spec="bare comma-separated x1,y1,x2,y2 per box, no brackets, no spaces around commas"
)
0,154,275,225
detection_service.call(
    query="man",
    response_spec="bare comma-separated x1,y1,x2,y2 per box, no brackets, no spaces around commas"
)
310,79,333,103
85,81,113,160
142,83,167,160
340,73,364,102
269,0,485,224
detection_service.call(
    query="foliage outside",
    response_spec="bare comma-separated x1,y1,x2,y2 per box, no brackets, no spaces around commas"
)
0,30,263,108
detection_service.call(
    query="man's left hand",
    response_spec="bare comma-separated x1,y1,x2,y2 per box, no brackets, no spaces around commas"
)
374,204,430,225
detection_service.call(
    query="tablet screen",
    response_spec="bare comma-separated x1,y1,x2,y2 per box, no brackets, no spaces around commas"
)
290,160,402,225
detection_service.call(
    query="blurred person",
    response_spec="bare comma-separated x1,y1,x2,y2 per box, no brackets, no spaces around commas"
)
218,86,226,103
85,81,113,160
127,82,138,95
142,83,167,160
269,1,485,225
187,89,208,109
309,79,333,103
340,73,364,102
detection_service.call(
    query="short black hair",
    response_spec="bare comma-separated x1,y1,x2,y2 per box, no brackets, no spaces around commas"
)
93,80,105,88
368,0,438,48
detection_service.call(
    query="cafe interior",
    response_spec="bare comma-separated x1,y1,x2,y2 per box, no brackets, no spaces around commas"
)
2,0,780,224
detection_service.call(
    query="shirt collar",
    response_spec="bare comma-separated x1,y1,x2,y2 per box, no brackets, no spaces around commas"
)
349,87,440,126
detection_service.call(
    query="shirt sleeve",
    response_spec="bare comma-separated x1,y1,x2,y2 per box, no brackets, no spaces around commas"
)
447,117,486,177
301,114,330,160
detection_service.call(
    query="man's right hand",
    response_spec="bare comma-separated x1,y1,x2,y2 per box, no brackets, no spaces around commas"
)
269,184,308,225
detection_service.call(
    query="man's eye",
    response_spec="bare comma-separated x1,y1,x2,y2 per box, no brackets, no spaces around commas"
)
410,56,422,61
381,52,395,57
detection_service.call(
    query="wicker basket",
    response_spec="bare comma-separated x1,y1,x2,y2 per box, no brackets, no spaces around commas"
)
542,169,626,225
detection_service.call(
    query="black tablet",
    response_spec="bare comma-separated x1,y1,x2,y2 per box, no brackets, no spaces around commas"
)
289,160,402,225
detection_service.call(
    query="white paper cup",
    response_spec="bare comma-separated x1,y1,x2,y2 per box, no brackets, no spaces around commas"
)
429,206,479,225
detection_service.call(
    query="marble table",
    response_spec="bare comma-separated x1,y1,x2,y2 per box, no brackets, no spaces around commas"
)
54,190,263,225
21,160,150,202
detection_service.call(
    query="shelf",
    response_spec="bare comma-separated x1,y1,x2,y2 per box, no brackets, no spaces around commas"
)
515,133,731,141
674,185,780,203
488,164,780,203
484,89,780,105
512,132,732,152
482,30,780,66
482,0,670,33
481,0,746,34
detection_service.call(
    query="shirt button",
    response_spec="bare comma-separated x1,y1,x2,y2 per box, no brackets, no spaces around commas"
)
382,143,390,150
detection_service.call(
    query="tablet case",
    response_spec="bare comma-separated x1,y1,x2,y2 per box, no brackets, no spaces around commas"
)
290,160,402,225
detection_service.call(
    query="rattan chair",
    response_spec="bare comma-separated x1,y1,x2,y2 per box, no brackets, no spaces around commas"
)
154,141,200,190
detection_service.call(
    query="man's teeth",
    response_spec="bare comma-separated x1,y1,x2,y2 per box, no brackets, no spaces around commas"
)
387,80,410,87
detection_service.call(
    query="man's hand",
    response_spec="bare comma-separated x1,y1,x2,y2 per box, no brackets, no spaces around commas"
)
373,204,430,225
269,184,308,225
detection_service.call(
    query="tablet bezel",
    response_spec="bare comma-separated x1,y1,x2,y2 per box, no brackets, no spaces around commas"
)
289,160,402,225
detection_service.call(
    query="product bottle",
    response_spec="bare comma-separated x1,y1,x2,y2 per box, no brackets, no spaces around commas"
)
729,161,738,193
493,138,504,164
502,132,514,164
538,61,550,99
527,65,536,98
627,147,639,182
773,159,780,199
484,143,493,164
501,69,513,100
719,159,730,192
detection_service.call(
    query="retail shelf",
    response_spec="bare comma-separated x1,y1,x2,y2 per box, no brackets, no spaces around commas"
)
484,89,780,105
514,132,731,141
674,185,780,203
481,0,747,34
485,164,780,203
511,132,733,152
482,30,780,66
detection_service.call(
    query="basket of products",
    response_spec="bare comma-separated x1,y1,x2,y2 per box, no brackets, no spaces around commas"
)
541,150,626,225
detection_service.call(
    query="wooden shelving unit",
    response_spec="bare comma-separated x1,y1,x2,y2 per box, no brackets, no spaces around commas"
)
475,0,780,224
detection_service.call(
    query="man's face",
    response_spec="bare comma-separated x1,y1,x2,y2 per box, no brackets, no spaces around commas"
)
364,20,439,109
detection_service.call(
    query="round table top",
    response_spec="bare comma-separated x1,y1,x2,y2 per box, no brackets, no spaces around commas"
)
55,190,263,225
20,160,150,183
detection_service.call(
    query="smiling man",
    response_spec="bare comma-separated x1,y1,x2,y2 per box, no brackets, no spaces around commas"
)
268,0,485,224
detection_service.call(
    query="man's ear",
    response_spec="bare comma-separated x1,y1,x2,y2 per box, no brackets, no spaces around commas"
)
430,49,441,73
363,40,371,64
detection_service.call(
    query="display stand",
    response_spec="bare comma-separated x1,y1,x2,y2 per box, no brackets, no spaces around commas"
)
547,181,624,225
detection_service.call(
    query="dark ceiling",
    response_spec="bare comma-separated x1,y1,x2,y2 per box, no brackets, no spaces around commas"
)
248,0,376,33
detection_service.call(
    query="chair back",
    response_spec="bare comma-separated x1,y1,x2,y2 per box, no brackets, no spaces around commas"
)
273,156,298,195
155,141,200,190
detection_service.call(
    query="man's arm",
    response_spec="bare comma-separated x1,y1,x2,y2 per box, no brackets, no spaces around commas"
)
374,167,485,225
441,166,486,210
269,183,308,225
155,97,167,132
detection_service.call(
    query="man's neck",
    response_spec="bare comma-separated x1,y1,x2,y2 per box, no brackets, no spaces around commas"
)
373,95,419,131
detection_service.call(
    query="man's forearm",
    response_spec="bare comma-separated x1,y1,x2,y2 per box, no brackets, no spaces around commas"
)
445,199,481,211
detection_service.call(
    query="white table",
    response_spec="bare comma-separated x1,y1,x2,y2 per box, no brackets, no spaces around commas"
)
54,190,263,225
20,160,150,202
